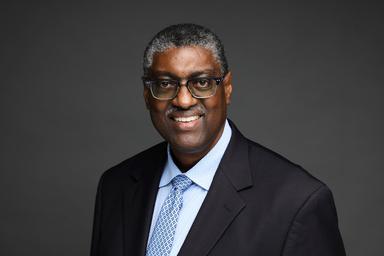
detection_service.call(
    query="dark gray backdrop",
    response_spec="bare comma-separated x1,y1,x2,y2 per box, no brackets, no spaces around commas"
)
1,1,383,255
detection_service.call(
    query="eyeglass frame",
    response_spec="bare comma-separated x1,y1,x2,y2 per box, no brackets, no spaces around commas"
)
142,73,227,100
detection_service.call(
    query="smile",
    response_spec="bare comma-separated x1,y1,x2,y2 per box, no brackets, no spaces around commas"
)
173,115,201,123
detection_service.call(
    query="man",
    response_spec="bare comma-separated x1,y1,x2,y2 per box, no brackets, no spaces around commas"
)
90,24,346,256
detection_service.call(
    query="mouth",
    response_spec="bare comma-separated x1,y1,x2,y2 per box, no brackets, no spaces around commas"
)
171,115,203,123
169,114,204,130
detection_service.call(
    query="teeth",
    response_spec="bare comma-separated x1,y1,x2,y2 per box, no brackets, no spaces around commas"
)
174,116,200,122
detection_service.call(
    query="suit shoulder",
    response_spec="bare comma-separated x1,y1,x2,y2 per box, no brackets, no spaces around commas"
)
246,138,325,193
100,141,167,183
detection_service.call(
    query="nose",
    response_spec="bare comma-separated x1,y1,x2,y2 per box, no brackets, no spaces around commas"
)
172,84,198,109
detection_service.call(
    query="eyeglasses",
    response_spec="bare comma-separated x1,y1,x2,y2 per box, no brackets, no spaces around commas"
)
142,74,226,100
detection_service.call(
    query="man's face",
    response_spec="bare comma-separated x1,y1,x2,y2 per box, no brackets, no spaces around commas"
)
144,46,232,155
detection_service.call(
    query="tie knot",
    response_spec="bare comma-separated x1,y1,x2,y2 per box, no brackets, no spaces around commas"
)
171,175,193,192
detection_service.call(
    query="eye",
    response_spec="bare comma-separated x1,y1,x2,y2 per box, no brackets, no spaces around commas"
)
158,80,176,89
193,79,210,88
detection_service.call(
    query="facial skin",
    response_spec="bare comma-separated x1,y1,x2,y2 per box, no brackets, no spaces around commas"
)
144,46,232,171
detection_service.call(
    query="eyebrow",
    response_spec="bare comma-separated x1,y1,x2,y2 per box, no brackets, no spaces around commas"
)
151,69,216,79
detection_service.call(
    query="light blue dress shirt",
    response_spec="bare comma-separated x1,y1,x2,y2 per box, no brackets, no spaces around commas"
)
147,119,232,256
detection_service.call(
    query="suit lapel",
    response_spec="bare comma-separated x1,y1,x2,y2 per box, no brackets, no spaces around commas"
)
178,121,253,256
178,167,246,256
122,143,167,256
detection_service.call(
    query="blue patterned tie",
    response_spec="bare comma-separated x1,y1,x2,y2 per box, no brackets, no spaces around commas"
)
146,175,193,256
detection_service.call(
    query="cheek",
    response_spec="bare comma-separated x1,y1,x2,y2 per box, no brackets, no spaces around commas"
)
148,102,169,127
207,94,228,123
148,100,168,115
204,92,228,118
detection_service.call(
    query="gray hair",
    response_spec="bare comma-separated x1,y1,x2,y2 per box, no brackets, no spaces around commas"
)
143,23,228,76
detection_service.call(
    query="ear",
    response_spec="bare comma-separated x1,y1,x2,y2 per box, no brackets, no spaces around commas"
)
223,71,233,105
143,86,150,109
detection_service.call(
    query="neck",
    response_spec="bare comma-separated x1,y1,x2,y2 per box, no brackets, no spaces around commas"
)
170,148,209,172
170,123,226,172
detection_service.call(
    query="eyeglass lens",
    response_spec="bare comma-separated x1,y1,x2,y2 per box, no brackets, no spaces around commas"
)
150,78,220,100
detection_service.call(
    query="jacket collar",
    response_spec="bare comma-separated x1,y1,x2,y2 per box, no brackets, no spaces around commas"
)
220,119,253,191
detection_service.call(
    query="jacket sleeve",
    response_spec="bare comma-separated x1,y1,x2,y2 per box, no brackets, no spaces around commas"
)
282,185,346,256
90,173,105,256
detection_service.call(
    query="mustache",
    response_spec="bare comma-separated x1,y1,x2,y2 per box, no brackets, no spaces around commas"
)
165,104,206,116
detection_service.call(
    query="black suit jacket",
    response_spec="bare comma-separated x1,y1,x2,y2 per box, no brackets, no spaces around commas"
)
90,121,346,256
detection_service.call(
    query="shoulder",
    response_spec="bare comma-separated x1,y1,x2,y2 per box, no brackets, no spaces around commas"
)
98,141,167,187
245,137,328,206
249,138,322,184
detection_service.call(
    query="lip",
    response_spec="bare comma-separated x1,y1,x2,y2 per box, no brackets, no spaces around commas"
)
169,110,204,118
169,114,204,130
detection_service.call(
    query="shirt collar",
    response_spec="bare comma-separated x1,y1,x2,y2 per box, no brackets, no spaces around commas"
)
159,119,232,191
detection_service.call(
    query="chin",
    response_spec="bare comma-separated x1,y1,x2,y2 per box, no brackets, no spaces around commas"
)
169,136,208,154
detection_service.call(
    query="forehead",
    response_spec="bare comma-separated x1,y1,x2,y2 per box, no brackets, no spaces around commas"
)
150,46,221,77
